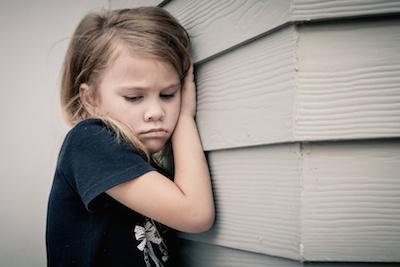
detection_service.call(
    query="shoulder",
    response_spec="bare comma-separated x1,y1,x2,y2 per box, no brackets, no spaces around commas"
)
61,119,144,161
65,119,113,146
70,118,108,137
59,118,124,163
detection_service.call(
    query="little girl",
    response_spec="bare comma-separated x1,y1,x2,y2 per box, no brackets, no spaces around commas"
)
46,7,214,266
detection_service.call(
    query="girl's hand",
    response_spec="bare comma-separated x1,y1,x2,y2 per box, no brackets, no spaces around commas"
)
180,61,197,118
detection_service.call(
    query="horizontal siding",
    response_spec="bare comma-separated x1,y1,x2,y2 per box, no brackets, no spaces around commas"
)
295,18,400,141
179,144,302,260
301,140,400,262
196,17,400,151
163,0,400,63
178,239,302,267
292,0,400,21
163,0,291,62
179,140,400,262
109,0,165,9
196,26,296,151
305,264,400,267
179,239,400,267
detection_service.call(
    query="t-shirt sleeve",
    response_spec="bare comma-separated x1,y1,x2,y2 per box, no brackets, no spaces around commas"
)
60,119,155,212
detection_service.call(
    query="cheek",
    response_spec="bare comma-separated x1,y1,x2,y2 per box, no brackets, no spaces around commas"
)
98,96,138,123
171,100,181,120
96,93,114,115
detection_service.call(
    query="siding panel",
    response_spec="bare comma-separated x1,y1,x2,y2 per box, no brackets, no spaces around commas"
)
301,140,400,262
179,140,400,263
179,239,302,267
163,0,291,62
163,0,400,63
196,18,400,150
180,144,302,260
292,0,400,21
305,264,400,267
109,0,165,9
179,239,400,266
196,26,296,151
295,18,400,141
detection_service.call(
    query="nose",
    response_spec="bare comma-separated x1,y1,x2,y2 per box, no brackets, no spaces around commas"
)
144,99,165,122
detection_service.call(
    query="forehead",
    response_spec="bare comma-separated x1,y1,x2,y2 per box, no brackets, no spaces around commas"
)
98,47,180,91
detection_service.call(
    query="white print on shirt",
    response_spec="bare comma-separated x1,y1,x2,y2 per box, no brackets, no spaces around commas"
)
134,217,168,267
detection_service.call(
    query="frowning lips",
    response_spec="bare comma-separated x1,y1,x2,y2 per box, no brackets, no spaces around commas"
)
141,128,168,138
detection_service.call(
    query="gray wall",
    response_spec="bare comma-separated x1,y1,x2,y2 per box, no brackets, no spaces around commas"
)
0,1,107,266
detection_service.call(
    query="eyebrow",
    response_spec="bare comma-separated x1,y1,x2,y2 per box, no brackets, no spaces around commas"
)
162,82,181,90
118,83,181,92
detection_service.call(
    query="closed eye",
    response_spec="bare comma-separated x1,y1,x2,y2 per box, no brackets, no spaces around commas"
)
160,93,175,100
124,96,143,102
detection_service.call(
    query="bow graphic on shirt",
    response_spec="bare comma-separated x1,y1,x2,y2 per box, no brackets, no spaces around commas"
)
134,219,167,267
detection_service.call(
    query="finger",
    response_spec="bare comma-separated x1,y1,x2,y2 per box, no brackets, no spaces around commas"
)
184,59,194,83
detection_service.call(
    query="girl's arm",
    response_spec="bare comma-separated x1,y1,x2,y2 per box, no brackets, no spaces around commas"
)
106,63,215,233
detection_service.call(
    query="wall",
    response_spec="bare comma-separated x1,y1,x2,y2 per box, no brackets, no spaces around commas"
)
0,1,108,266
158,0,400,266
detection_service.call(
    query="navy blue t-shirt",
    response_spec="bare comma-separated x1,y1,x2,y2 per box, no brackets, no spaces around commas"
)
46,119,172,266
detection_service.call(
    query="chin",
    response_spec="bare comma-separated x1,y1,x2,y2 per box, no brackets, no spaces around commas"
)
145,141,167,155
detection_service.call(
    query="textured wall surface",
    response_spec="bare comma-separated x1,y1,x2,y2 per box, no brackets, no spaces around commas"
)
160,0,400,265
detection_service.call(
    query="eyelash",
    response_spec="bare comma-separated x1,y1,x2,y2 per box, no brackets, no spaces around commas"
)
160,93,175,99
124,96,142,102
124,93,175,102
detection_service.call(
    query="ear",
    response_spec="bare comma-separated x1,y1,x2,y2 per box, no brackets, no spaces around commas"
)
79,83,98,116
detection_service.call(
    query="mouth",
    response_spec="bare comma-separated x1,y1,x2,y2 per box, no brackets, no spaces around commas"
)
141,128,168,138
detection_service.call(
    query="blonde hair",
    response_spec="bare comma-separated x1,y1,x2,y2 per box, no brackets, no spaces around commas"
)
60,7,191,170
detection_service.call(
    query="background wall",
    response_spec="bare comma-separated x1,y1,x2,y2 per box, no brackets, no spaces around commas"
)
0,1,107,266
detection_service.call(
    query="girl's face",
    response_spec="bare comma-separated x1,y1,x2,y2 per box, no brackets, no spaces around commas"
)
91,49,181,154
